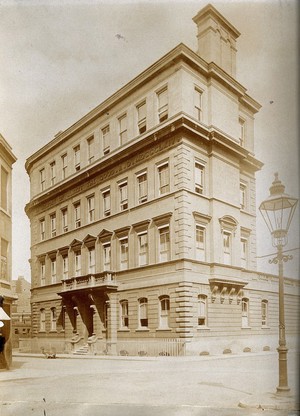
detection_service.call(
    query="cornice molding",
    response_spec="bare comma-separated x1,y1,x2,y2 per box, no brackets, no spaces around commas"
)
25,43,260,173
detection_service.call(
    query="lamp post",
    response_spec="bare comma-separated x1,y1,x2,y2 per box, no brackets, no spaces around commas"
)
259,173,298,393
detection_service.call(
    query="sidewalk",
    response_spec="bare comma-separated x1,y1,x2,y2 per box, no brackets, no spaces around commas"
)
1,350,298,414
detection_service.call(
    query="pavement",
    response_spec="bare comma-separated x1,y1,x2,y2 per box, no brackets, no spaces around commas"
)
0,349,299,415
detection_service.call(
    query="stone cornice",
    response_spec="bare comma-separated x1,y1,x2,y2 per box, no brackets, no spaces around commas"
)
25,114,263,217
0,134,17,165
25,43,260,173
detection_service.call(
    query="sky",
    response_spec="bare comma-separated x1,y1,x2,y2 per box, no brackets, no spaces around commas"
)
0,0,298,282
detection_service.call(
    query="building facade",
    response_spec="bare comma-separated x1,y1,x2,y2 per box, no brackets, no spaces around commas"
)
11,276,31,348
0,134,17,368
25,5,299,356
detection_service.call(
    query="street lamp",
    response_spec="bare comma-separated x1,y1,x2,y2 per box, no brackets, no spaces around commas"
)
259,173,298,393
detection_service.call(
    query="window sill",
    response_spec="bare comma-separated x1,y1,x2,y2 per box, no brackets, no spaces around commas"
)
135,328,150,332
118,328,130,332
156,328,172,332
241,326,252,330
49,330,57,333
197,326,210,331
261,326,270,329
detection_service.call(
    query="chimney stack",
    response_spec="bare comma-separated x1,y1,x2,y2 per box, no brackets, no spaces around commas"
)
193,4,240,77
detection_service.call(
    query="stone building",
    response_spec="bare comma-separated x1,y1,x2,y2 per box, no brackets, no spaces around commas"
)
0,134,17,367
25,5,299,356
11,276,31,348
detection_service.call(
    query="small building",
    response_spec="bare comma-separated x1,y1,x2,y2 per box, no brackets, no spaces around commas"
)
0,134,17,368
11,276,31,348
24,4,299,356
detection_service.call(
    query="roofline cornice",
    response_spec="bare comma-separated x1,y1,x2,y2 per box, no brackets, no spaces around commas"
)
0,134,17,164
25,44,260,173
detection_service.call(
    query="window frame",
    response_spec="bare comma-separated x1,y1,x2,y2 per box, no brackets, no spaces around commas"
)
159,295,170,329
120,300,129,329
195,161,205,194
138,297,148,328
50,213,56,238
136,170,148,204
118,180,128,211
50,161,56,186
87,195,95,223
74,202,81,228
194,87,203,121
157,87,168,122
157,161,170,195
102,125,110,155
158,224,170,263
137,100,147,134
87,135,95,164
198,294,208,327
119,114,128,145
74,144,81,171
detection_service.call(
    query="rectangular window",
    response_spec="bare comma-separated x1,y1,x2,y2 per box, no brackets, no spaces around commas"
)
87,195,95,223
102,125,110,155
195,162,204,194
240,183,246,210
40,261,46,285
239,118,245,147
62,256,68,279
102,189,111,217
223,231,231,265
74,202,81,228
50,213,56,238
61,208,68,233
241,238,247,268
103,243,111,271
0,239,8,280
138,232,148,266
157,87,168,122
119,114,127,145
61,154,67,179
88,248,95,274
137,101,146,134
159,226,170,262
137,171,147,204
158,162,170,195
120,238,128,270
119,181,128,211
40,219,45,241
194,87,202,121
196,225,205,261
87,136,95,164
50,161,56,186
74,145,80,171
51,259,56,284
74,252,81,277
39,168,45,192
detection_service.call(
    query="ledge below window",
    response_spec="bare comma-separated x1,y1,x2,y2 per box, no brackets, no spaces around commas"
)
118,328,130,332
156,328,172,332
135,328,150,332
197,326,210,331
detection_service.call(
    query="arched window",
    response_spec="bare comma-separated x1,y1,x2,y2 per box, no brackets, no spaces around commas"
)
198,295,207,326
40,308,46,332
120,300,129,328
138,298,148,328
159,295,170,329
50,307,57,331
242,298,249,327
261,300,268,326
